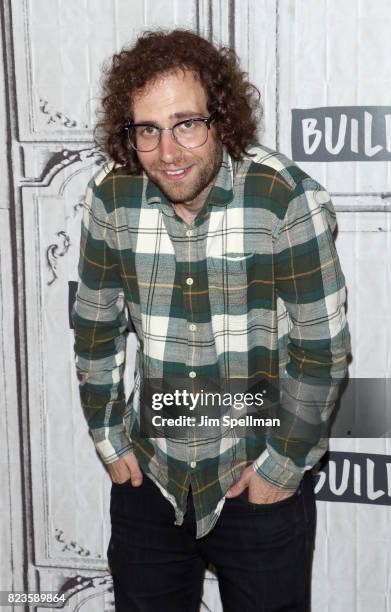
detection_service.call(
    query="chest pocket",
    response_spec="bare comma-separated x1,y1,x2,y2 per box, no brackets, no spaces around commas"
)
207,253,255,312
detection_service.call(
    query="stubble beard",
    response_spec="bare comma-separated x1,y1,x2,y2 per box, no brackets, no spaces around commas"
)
142,141,223,205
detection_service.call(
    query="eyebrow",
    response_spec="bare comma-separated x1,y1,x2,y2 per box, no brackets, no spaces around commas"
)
169,110,205,119
134,110,207,124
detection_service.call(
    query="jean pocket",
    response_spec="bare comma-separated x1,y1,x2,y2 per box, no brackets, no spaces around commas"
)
112,478,132,488
238,485,301,512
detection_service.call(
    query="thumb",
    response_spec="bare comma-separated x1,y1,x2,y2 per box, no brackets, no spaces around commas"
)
226,467,253,498
126,455,143,487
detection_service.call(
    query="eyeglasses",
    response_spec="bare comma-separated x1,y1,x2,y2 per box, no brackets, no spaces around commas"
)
122,112,217,152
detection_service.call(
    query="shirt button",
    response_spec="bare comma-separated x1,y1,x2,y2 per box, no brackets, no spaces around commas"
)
189,371,196,378
186,229,192,237
186,277,194,286
190,461,197,468
189,323,197,332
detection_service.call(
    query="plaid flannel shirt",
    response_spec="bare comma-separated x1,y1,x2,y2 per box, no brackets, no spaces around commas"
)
72,143,350,538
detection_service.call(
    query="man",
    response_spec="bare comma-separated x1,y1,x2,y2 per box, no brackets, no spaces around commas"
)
72,29,350,611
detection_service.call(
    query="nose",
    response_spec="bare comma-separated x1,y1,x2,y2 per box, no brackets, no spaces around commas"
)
158,129,183,164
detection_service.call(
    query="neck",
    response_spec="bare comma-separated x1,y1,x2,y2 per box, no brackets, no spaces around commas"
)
172,201,203,225
172,183,213,225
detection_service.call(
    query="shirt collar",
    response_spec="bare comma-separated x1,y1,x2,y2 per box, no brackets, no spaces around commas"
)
145,146,234,212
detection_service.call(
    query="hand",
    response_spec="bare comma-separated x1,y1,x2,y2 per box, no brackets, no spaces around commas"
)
107,451,143,487
226,465,296,504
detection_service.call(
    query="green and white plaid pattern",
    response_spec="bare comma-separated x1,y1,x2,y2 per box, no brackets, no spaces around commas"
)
72,143,350,538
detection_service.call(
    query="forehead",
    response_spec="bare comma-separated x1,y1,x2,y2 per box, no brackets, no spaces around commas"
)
132,69,208,121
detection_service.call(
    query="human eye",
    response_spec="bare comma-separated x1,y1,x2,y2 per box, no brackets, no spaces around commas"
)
177,119,198,132
137,125,159,137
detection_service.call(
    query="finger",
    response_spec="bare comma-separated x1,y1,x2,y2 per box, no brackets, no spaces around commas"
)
226,466,253,498
226,476,251,498
124,454,143,487
226,479,247,498
129,466,143,487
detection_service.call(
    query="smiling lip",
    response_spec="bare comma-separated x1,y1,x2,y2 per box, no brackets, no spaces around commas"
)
161,166,193,181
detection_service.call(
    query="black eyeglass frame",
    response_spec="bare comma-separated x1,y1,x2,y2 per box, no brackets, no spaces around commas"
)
122,111,217,152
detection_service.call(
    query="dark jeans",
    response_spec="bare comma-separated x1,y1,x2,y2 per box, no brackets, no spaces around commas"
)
107,471,316,612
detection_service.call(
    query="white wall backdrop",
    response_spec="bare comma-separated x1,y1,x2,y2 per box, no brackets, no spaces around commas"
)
1,1,390,610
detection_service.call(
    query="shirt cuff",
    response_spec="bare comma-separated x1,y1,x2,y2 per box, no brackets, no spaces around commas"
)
252,448,309,491
90,424,133,465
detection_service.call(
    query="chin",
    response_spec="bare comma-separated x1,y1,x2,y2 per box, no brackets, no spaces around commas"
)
156,181,201,203
163,189,198,204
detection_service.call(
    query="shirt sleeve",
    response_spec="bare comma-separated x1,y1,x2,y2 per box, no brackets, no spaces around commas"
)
71,178,133,465
253,176,351,490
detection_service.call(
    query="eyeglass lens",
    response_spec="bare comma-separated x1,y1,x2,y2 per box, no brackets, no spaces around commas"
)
131,119,209,152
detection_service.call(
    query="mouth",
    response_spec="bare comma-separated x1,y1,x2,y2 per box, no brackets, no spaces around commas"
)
160,165,193,182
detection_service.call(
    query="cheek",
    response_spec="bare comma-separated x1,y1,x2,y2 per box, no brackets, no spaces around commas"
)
137,152,158,169
193,140,217,161
198,142,220,168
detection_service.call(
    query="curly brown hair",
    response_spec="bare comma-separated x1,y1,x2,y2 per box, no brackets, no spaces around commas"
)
95,29,261,174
